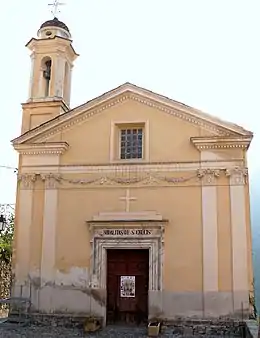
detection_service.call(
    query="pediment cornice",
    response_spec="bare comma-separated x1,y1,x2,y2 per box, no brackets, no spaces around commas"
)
191,136,252,150
13,142,69,155
12,83,253,145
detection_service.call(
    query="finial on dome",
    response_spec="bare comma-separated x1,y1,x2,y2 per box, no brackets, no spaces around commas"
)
38,1,70,39
48,0,65,18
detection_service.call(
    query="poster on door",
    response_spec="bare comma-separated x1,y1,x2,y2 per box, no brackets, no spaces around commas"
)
120,276,135,298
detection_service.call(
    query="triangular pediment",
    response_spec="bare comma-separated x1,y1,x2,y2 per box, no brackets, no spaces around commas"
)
12,82,253,145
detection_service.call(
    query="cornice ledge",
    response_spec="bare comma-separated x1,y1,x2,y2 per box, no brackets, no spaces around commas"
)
129,93,231,137
13,88,252,145
13,142,69,155
14,93,132,144
35,93,230,142
22,97,69,112
89,211,165,223
190,136,252,150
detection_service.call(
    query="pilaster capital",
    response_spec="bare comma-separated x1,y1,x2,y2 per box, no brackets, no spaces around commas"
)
17,174,37,189
197,168,220,185
40,173,61,189
225,166,248,185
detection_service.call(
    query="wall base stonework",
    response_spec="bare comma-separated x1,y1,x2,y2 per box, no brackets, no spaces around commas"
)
6,312,250,337
10,213,250,325
11,282,250,322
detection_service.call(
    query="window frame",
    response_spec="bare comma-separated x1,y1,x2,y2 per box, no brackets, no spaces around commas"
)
119,127,144,160
109,120,150,163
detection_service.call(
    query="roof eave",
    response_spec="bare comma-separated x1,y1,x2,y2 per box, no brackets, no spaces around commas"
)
11,82,253,145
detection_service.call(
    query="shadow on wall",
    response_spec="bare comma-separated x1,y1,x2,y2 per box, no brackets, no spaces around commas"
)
250,174,260,314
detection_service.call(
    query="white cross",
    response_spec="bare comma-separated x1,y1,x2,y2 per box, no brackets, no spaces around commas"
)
120,189,137,212
48,0,65,17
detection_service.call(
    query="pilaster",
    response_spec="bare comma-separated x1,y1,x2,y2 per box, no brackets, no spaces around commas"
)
54,54,65,97
198,153,219,317
28,54,36,99
40,174,60,285
226,167,249,314
37,173,60,311
15,174,36,295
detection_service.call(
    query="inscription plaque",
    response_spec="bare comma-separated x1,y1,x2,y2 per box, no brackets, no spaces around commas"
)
101,229,152,236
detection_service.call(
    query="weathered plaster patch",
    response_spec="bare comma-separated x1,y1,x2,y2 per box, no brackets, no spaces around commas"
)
55,267,89,287
28,268,41,287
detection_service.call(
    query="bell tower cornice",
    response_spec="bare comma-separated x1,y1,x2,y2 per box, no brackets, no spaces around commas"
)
26,36,79,62
22,97,69,110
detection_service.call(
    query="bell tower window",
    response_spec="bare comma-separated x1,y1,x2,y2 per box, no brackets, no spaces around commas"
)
42,59,52,97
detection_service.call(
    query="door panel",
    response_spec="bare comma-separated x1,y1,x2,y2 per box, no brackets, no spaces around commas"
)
106,249,149,325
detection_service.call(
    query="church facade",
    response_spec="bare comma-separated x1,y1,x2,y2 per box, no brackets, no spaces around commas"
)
11,17,254,324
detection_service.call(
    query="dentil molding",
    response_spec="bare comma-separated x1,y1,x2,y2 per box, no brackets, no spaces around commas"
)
191,136,252,150
13,142,69,155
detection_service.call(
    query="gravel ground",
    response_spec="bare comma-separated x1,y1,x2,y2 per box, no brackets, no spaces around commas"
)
0,324,241,338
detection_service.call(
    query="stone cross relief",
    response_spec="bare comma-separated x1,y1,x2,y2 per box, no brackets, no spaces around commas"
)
119,189,137,212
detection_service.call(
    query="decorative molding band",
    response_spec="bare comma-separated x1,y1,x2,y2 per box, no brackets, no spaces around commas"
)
60,173,197,186
14,142,69,155
191,136,252,150
17,174,37,189
39,172,198,187
15,95,129,144
129,94,229,136
23,97,69,112
18,166,248,188
20,159,245,174
13,90,249,145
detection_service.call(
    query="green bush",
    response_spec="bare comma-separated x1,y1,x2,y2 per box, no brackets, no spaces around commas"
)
0,214,14,313
0,214,14,264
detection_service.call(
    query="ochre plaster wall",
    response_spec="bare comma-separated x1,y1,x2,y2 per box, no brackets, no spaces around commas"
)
58,98,202,164
55,183,203,293
13,92,253,319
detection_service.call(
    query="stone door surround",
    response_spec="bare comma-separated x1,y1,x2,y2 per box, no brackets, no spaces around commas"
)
87,212,167,292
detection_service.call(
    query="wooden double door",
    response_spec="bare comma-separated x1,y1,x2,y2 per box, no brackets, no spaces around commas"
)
106,249,149,325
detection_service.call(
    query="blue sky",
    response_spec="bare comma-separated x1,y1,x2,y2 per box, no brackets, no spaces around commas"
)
0,0,259,203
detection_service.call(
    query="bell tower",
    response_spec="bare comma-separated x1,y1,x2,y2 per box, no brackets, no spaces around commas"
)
21,16,78,133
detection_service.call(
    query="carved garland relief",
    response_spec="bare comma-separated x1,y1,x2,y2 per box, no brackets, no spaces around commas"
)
17,166,248,189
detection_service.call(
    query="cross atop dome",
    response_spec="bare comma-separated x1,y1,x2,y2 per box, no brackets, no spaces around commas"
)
48,0,65,18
